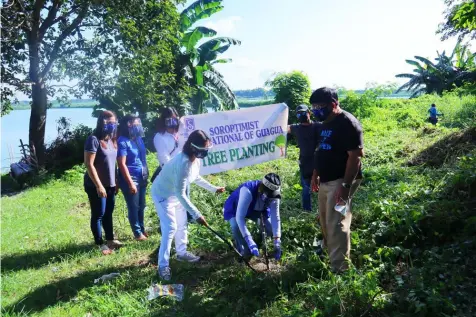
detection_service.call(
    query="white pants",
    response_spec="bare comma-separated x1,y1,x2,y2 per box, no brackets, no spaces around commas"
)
152,194,188,267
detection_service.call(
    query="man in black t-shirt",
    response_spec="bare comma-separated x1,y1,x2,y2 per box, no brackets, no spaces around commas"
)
287,105,321,211
310,87,364,273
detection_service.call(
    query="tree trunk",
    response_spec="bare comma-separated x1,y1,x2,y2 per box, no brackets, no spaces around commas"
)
28,28,47,166
29,82,47,166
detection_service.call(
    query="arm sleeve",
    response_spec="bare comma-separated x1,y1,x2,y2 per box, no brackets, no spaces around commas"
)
344,118,364,151
289,124,298,137
154,134,172,166
174,161,202,220
313,148,319,172
84,136,99,153
194,175,220,193
236,187,253,238
117,140,128,157
268,198,281,238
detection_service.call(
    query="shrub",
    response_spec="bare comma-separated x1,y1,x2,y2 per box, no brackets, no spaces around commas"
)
44,117,92,173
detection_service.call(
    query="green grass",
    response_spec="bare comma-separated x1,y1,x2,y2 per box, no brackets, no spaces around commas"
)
2,94,476,316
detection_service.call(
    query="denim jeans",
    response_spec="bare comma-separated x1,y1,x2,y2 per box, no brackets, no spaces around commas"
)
301,173,312,211
229,213,272,256
85,186,116,245
119,177,147,238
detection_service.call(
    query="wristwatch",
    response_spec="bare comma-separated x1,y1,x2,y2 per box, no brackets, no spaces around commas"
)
342,182,351,189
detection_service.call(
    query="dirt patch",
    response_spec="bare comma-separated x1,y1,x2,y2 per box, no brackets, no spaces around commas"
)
249,257,284,274
408,127,476,167
69,202,88,214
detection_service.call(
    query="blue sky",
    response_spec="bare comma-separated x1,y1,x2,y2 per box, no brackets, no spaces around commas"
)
13,0,461,99
191,0,459,90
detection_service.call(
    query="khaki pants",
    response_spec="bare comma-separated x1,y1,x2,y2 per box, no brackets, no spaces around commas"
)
318,178,361,272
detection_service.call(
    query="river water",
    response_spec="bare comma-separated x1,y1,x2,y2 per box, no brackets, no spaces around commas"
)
1,108,97,172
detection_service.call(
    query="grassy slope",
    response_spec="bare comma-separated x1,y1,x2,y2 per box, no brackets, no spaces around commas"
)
2,94,475,317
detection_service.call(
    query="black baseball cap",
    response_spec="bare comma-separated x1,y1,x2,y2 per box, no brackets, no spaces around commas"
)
296,104,309,113
309,87,338,105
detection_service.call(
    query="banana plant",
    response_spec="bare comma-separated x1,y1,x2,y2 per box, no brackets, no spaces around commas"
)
178,0,241,114
396,40,476,97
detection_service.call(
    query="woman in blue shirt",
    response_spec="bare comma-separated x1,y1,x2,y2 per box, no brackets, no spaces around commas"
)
117,114,149,241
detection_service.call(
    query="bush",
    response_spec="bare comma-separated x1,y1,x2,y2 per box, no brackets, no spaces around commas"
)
266,71,312,125
44,117,92,173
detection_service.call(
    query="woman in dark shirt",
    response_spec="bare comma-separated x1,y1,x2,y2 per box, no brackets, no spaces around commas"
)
84,110,123,255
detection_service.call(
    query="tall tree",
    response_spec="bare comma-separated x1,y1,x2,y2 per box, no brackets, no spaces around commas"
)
178,0,241,114
396,41,476,97
86,0,189,119
1,0,141,164
438,0,476,41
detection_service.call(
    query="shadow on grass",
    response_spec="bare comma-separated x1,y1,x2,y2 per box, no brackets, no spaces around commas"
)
2,265,137,315
148,254,327,317
1,172,56,197
1,243,93,273
408,126,475,167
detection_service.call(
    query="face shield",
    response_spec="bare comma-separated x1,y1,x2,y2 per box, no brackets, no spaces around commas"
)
128,118,145,138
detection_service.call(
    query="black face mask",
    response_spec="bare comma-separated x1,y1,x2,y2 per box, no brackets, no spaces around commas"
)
297,112,309,123
194,149,209,159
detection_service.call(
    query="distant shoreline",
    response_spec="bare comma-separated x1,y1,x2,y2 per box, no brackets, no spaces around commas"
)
10,105,94,111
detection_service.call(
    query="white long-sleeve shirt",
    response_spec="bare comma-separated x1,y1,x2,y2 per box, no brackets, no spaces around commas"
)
151,152,219,219
153,132,180,166
235,186,281,239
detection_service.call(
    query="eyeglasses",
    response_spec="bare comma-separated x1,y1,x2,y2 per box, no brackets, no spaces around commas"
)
312,103,328,110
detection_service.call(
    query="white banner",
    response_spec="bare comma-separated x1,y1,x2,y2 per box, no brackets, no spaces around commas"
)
178,103,289,175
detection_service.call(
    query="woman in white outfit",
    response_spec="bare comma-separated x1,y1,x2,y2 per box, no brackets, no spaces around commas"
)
151,130,225,280
153,107,180,168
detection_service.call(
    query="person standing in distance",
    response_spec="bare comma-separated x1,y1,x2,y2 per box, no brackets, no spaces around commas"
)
428,103,443,125
287,104,321,212
310,87,364,273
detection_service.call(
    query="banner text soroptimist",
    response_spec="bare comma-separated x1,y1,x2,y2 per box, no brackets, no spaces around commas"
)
178,103,289,175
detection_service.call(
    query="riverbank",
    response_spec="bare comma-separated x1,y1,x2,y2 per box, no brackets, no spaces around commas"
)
2,93,475,316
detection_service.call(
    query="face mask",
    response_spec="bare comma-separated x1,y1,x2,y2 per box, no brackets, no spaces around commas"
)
195,149,209,159
129,125,144,138
191,142,212,159
103,123,117,135
165,117,179,129
312,106,331,121
297,112,308,123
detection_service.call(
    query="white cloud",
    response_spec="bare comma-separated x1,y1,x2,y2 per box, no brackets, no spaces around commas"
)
205,16,242,35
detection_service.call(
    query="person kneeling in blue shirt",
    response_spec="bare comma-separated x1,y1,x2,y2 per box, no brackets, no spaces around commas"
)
223,173,282,260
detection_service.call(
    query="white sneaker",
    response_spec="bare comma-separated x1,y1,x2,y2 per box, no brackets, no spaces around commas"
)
176,251,200,263
158,266,171,281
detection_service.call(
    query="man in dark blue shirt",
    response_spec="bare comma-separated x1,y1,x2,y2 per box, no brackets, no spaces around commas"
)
310,87,364,273
287,105,321,211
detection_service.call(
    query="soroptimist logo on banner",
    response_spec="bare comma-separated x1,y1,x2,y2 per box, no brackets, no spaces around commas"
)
178,103,289,176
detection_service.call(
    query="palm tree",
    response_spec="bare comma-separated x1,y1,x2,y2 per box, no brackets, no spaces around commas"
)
396,41,476,98
178,0,241,114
